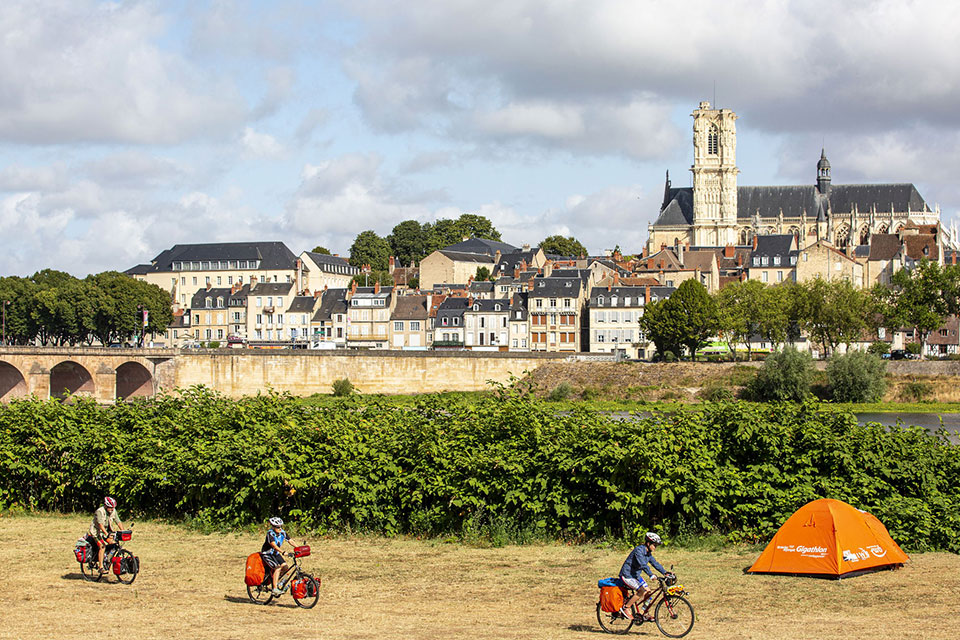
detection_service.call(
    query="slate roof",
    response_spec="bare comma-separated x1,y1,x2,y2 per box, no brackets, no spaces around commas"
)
392,296,429,320
529,277,583,298
189,286,248,309
124,264,152,275
287,296,317,313
436,297,469,323
590,286,675,305
250,282,294,296
494,250,540,274
304,252,358,274
868,234,902,261
751,235,797,260
510,292,528,320
442,238,517,256
438,250,496,264
652,184,930,227
313,289,348,321
352,286,394,299
464,298,511,313
468,281,495,293
142,242,298,272
550,268,592,283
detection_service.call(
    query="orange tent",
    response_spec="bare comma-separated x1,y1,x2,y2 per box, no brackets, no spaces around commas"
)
748,498,909,578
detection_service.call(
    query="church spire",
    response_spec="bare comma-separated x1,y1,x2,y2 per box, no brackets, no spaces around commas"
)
661,170,672,211
817,148,831,196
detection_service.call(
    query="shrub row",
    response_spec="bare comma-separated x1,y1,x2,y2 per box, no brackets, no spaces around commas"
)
0,387,958,550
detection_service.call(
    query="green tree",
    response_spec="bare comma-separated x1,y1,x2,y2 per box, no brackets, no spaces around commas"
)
638,298,683,358
759,281,803,347
387,220,427,265
350,270,394,287
422,214,501,254
540,235,588,257
0,276,39,344
84,272,173,345
749,346,814,401
454,213,501,241
669,280,719,360
349,230,391,271
826,350,887,402
798,277,871,358
475,266,492,281
715,279,765,361
310,246,331,255
875,260,957,360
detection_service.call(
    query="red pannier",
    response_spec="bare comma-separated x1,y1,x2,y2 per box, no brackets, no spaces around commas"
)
74,547,87,563
294,545,311,558
112,556,124,575
291,578,307,599
245,552,265,586
599,586,625,613
117,530,132,542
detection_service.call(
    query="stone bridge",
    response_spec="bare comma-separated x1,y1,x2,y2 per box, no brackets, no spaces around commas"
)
0,347,565,402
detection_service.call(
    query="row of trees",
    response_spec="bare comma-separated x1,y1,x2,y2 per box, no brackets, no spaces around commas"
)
640,260,960,360
0,270,173,347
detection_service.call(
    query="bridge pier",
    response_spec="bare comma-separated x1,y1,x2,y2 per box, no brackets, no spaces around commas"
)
27,362,50,400
95,364,116,403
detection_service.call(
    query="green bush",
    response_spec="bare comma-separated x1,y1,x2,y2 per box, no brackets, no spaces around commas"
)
906,342,922,355
332,378,355,396
547,382,573,401
900,380,932,402
748,346,814,402
207,341,220,349
1,389,958,551
700,386,733,402
867,342,890,356
826,350,887,403
662,351,676,362
580,387,598,401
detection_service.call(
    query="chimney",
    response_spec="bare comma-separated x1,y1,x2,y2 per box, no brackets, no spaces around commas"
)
527,280,534,291
494,250,502,263
641,246,647,259
677,243,684,264
724,244,734,259
514,267,520,278
953,252,957,266
389,256,395,272
426,294,433,311
205,282,212,291
752,235,758,250
737,252,743,267
522,243,531,251
351,280,358,295
607,283,612,292
613,273,620,286
644,285,651,305
660,243,666,251
374,281,381,294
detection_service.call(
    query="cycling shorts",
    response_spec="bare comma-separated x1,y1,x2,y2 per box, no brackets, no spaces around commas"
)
620,575,648,590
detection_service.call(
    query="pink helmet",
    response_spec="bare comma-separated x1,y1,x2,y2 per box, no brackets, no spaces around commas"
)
104,496,117,509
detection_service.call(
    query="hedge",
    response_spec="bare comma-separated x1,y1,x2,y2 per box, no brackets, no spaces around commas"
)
0,387,957,551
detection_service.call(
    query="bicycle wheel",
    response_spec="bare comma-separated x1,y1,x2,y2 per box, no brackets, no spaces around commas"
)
247,582,274,605
79,551,103,583
292,572,320,609
654,595,695,638
596,602,635,634
113,549,138,585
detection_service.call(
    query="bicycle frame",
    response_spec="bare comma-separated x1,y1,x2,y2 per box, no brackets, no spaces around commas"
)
627,576,678,619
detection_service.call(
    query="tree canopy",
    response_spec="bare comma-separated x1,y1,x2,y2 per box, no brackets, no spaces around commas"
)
540,235,587,257
349,230,392,271
310,246,331,255
640,279,718,360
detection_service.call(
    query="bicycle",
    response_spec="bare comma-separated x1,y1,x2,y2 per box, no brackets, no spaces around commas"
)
246,543,320,608
75,528,139,585
596,571,694,637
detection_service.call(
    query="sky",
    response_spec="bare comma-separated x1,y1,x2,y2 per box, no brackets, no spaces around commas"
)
3,0,960,277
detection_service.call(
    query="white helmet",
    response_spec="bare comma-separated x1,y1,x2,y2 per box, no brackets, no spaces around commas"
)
645,532,662,545
268,517,284,527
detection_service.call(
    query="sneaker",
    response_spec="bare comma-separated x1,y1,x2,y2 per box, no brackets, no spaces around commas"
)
271,588,282,597
641,614,655,623
618,607,634,621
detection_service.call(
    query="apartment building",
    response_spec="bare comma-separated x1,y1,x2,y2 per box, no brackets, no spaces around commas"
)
796,240,864,286
588,285,675,359
246,282,296,341
434,297,469,348
299,251,359,291
748,235,798,285
188,283,249,344
346,282,396,349
464,299,511,350
528,277,586,352
127,242,299,309
311,288,348,348
390,295,429,349
286,296,319,341
508,292,529,351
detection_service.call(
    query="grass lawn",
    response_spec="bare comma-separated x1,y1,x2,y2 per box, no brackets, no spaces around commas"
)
2,513,957,640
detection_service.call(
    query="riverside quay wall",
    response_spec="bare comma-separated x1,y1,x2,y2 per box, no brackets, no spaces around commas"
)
0,347,566,402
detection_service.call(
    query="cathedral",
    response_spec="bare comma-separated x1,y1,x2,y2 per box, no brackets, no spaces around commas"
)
647,101,944,252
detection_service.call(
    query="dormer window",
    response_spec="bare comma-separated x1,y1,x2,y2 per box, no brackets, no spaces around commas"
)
205,297,212,308
473,304,480,311
494,304,501,311
611,296,618,306
773,256,781,266
708,124,719,155
753,257,760,266
597,296,604,306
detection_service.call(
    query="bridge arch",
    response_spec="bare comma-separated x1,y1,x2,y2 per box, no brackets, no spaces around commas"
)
50,361,95,401
0,361,27,402
116,361,153,400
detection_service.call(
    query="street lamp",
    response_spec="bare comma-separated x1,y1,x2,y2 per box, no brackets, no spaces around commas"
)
2,300,9,346
136,304,148,348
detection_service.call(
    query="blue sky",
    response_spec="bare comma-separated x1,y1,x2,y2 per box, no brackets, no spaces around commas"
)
2,0,959,276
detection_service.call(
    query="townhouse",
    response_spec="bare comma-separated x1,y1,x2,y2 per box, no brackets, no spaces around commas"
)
345,282,396,349
311,288,349,348
390,295,430,350
246,282,297,342
464,298,511,350
299,251,359,291
434,297,469,348
747,235,799,284
527,277,586,352
188,283,250,344
588,285,675,359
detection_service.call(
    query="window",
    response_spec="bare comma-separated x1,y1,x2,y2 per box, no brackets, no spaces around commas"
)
277,298,283,307
217,276,222,285
267,297,273,306
761,256,769,266
217,297,224,308
597,296,604,306
442,317,449,326
708,124,719,154
217,329,223,340
410,321,420,331
564,299,571,308
773,256,781,266
762,272,769,283
394,321,404,331
193,277,198,285
752,257,760,266
790,256,797,265
777,271,784,282
257,297,262,307
536,299,543,308
550,298,557,308
205,297,212,309
453,317,460,326
256,314,262,324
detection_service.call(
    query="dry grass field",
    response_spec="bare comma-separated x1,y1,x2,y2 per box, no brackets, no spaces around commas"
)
1,513,958,640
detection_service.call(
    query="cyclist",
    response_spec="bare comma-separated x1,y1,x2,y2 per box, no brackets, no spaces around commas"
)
261,517,292,597
618,531,666,621
89,496,125,571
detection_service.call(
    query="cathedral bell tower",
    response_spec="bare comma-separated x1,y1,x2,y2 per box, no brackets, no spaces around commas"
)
691,101,739,246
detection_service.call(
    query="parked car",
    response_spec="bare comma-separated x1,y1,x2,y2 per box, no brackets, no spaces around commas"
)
889,349,919,360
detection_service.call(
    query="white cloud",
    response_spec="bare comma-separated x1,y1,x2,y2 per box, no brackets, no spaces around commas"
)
0,0,246,145
240,127,285,157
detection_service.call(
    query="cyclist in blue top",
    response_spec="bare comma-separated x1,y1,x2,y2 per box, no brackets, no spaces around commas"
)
618,532,665,621
261,517,292,596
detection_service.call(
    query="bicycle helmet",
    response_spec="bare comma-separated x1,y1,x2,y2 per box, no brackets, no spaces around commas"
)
268,517,284,527
104,496,117,509
645,532,662,545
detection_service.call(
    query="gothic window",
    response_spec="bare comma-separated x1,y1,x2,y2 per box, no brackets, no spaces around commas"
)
708,124,719,155
859,226,870,246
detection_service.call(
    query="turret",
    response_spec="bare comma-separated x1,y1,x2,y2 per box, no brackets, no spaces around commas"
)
817,148,831,196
